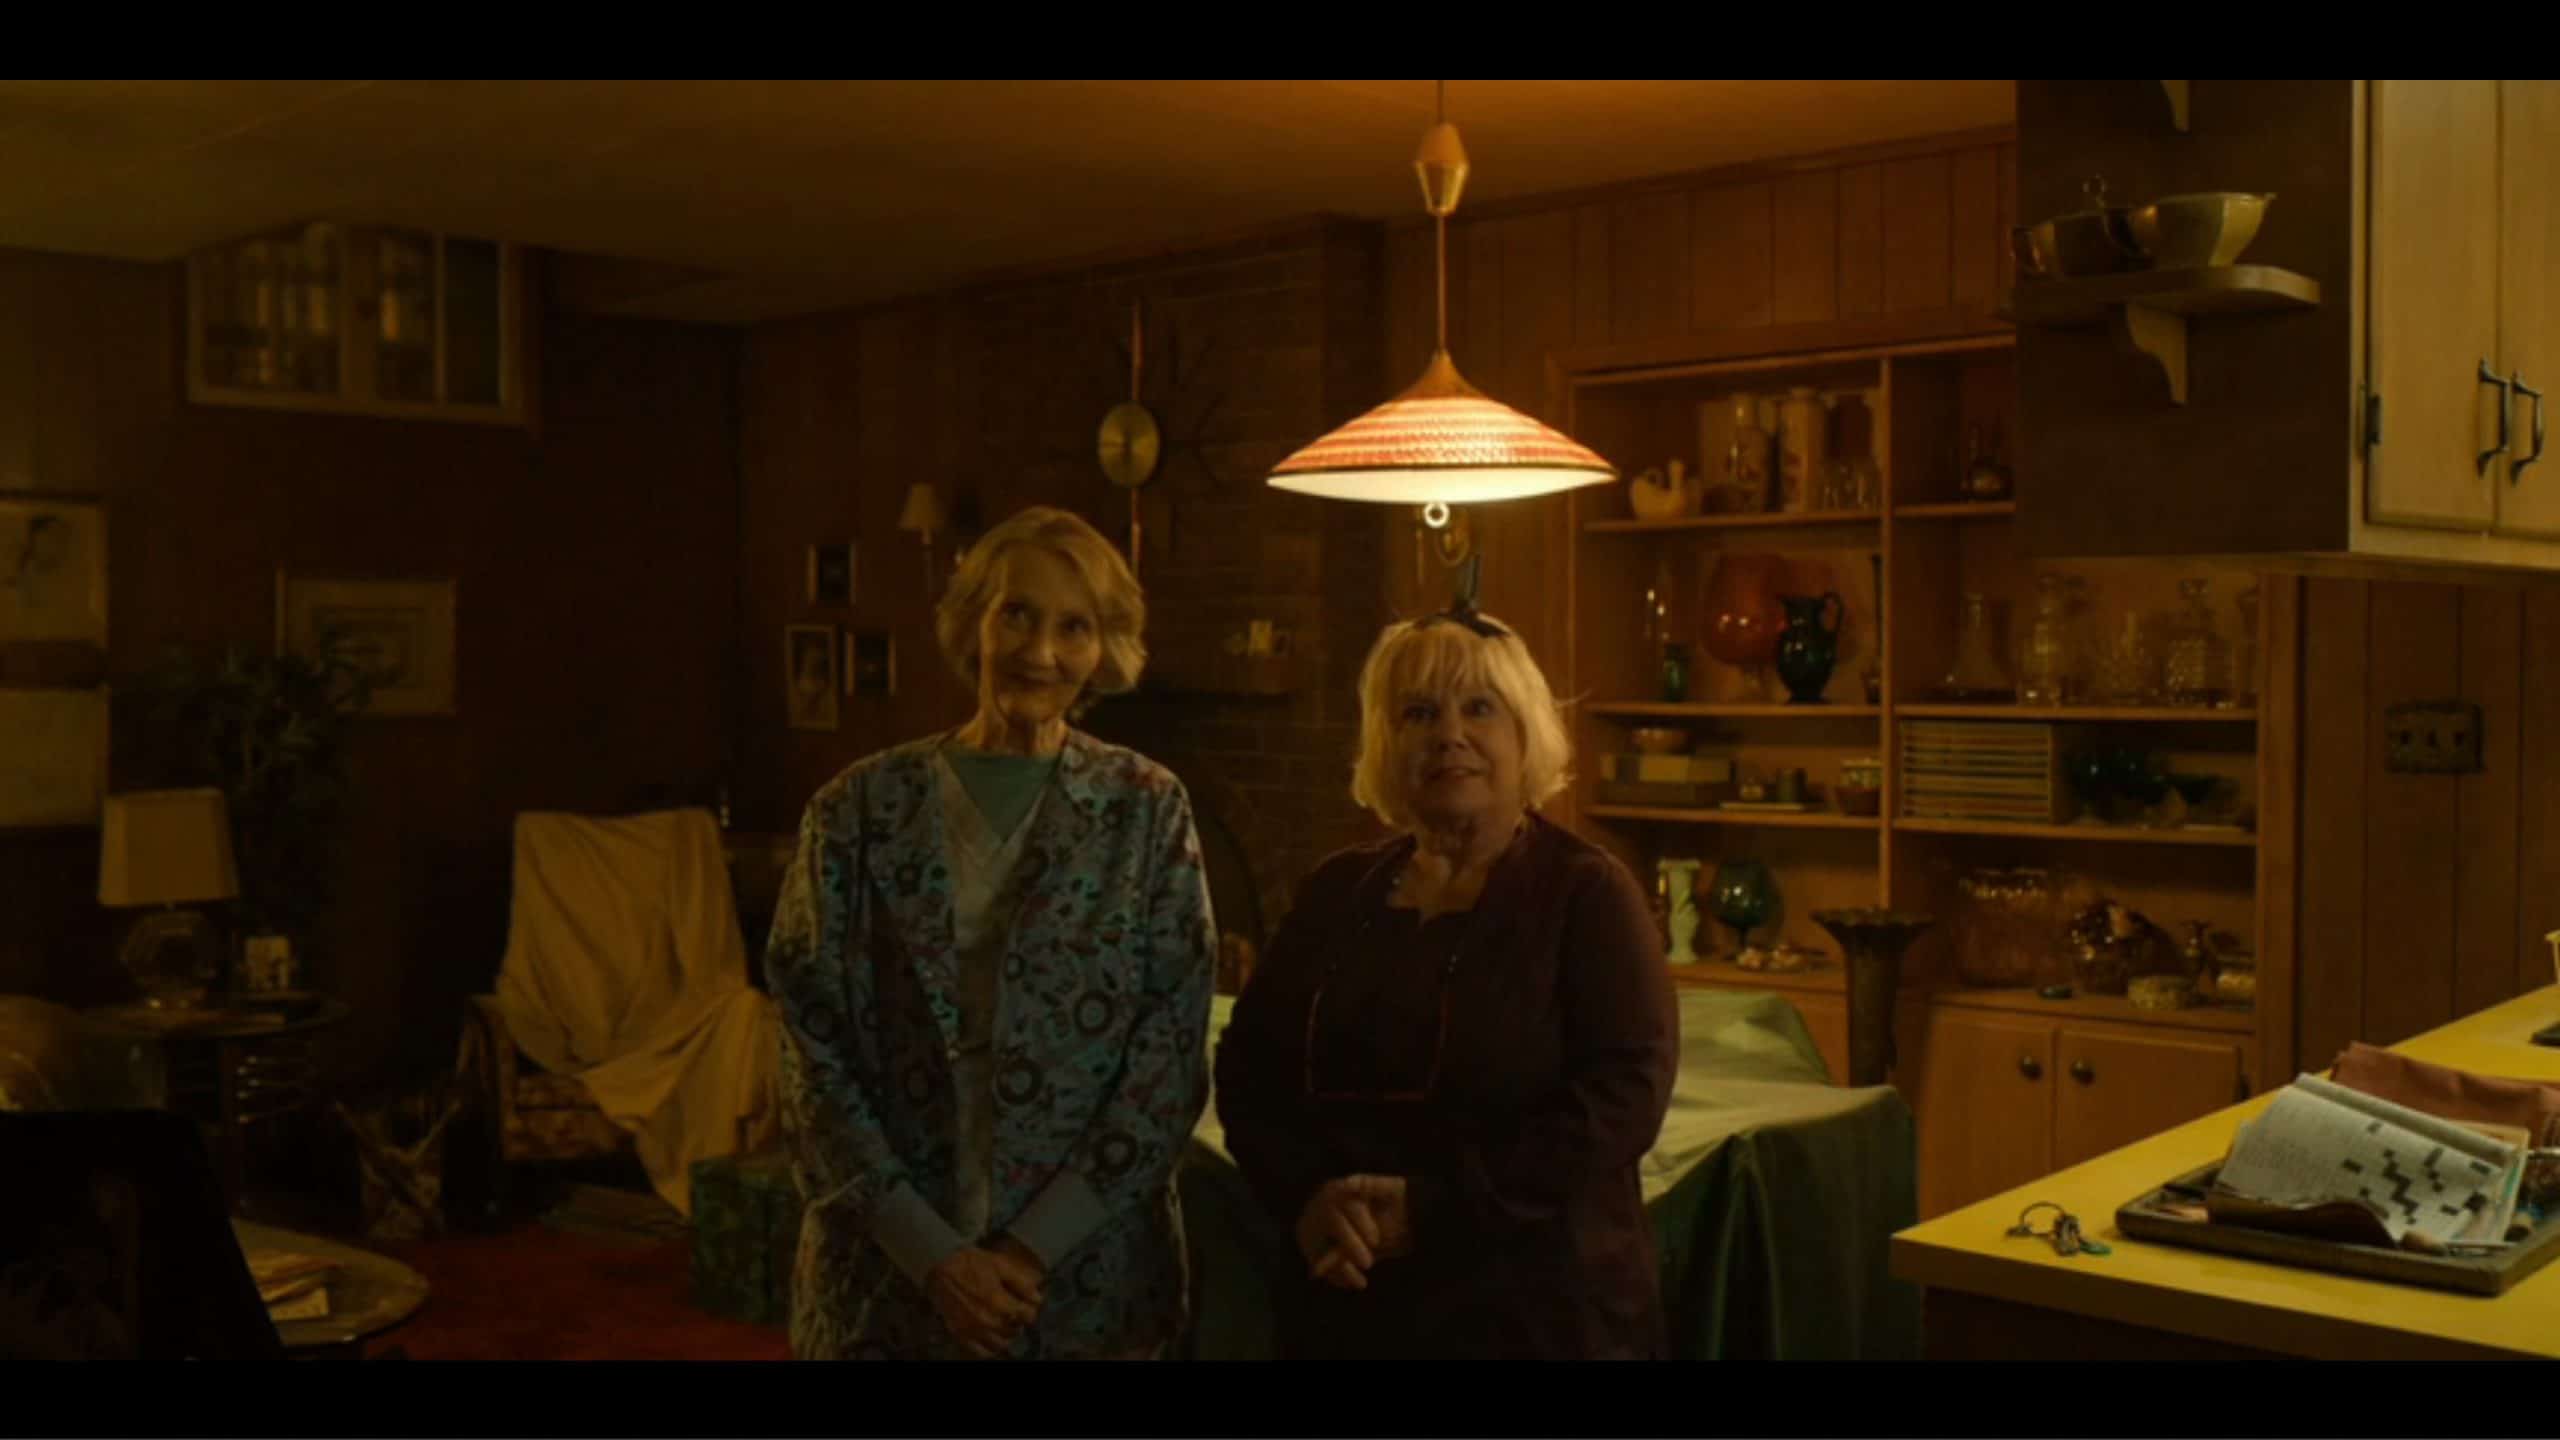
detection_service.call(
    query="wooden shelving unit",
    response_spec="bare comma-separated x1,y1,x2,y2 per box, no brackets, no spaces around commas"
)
1919,983,2256,1035
1586,804,1881,831
1586,509,1881,535
1893,818,2257,849
1557,326,2282,1218
1895,703,2255,724
1587,702,1880,720
1668,959,1844,994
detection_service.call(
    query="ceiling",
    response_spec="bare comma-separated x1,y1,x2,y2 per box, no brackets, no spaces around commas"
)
0,80,2015,326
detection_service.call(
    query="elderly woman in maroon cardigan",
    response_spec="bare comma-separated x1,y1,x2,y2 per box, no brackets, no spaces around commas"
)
1213,604,1679,1360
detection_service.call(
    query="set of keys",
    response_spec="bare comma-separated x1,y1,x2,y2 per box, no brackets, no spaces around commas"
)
2005,1201,2112,1258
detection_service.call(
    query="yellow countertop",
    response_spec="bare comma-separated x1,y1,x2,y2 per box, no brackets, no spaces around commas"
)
1891,985,2560,1360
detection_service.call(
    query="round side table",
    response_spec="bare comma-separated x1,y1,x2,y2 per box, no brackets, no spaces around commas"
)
84,998,353,1215
232,1219,429,1359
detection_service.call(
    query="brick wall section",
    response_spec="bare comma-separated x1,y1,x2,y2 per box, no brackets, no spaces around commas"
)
742,219,1392,946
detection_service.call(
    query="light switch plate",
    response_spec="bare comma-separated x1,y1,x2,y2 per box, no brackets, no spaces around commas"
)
2383,701,2484,774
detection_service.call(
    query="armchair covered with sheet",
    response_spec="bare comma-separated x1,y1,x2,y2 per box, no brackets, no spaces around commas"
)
457,808,781,1216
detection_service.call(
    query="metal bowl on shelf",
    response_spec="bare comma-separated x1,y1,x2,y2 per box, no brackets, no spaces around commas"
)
2010,225,2058,280
2024,176,2146,278
2125,192,2273,270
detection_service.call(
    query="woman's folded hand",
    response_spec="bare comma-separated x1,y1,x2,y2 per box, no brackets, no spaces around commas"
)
927,1246,1043,1357
1301,1174,1414,1289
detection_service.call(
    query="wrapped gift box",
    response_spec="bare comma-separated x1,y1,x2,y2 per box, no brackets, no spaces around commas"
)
690,1150,801,1326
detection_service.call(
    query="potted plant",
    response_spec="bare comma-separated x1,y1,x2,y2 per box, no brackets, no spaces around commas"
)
126,641,375,995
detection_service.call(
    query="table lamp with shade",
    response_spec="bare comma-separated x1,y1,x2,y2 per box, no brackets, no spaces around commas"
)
897,482,949,598
99,787,239,1010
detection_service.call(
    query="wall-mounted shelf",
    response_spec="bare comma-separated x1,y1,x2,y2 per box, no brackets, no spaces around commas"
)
1588,702,1882,720
1668,959,1846,994
1585,509,1881,535
2009,266,2321,405
1894,817,2258,849
1895,501,2016,521
1923,983,2256,1035
1896,703,2257,724
1585,804,1880,831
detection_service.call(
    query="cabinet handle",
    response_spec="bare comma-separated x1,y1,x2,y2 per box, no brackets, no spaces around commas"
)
2018,1054,2044,1080
2513,375,2548,484
2070,1060,2096,1084
2480,359,2515,475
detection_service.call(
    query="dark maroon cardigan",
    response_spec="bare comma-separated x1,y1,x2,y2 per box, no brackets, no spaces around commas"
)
1212,812,1679,1360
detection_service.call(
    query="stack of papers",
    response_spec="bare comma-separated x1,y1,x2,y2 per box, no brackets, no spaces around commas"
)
246,1249,339,1322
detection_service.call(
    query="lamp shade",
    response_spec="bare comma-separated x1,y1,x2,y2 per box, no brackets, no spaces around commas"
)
1269,351,1614,504
896,483,947,536
98,788,239,908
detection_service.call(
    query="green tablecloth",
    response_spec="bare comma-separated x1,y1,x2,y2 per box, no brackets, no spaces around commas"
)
1178,987,1921,1360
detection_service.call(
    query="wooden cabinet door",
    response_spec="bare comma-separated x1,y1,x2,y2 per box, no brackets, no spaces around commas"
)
1912,1010,2054,1220
2496,79,2560,538
2367,79,2504,531
2051,1027,2245,1172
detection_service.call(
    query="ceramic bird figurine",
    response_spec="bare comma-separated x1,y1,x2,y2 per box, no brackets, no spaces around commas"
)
1627,460,1699,521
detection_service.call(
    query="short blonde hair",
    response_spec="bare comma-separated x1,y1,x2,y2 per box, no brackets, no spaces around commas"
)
1348,613,1573,830
936,505,1147,709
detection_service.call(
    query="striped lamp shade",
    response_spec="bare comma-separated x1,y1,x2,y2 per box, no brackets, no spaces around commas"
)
1269,350,1614,504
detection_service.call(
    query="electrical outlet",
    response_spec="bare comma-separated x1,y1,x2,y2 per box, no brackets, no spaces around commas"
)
2383,701,2484,774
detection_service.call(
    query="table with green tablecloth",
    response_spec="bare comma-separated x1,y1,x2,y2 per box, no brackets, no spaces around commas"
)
1177,986,1921,1360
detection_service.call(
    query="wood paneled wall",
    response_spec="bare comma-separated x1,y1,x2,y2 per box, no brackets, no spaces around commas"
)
738,221,1392,941
1378,129,2017,663
0,246,742,1089
2294,580,2560,1068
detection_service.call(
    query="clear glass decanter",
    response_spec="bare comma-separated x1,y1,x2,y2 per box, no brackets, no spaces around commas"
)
2095,611,2157,706
2161,577,2230,708
2230,583,2261,710
2015,573,2082,706
1942,592,2014,700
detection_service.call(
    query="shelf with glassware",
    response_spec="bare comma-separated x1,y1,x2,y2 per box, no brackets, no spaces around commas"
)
1562,340,1918,974
1556,329,2277,1058
184,222,530,426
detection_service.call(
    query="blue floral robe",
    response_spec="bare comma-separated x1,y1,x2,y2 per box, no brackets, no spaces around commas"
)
767,728,1215,1359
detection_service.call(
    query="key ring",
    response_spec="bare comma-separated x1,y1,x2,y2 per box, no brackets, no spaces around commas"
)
2004,1202,2066,1240
2003,1200,2110,1258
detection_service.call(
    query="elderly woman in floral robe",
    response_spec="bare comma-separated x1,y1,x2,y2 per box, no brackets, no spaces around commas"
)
766,505,1215,1361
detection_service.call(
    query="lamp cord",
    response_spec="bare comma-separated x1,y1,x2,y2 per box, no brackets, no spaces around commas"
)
1433,79,1448,355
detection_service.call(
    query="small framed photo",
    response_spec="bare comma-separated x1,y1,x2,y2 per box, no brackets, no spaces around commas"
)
786,623,840,731
276,574,457,717
806,542,854,607
847,629,896,698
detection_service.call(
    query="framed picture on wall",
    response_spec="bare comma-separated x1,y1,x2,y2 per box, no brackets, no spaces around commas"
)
276,574,458,717
786,623,840,731
806,543,854,607
1,494,107,649
847,629,896,698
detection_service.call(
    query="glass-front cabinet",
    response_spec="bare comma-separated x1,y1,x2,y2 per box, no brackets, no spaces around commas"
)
186,223,526,425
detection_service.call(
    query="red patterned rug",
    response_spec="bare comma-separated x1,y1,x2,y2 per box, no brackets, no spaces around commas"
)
373,1225,789,1361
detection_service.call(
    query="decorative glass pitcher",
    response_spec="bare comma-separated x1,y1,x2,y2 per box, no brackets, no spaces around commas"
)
1774,592,1845,704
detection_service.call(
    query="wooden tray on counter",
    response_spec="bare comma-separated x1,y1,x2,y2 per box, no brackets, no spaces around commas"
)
2116,1162,2560,1297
